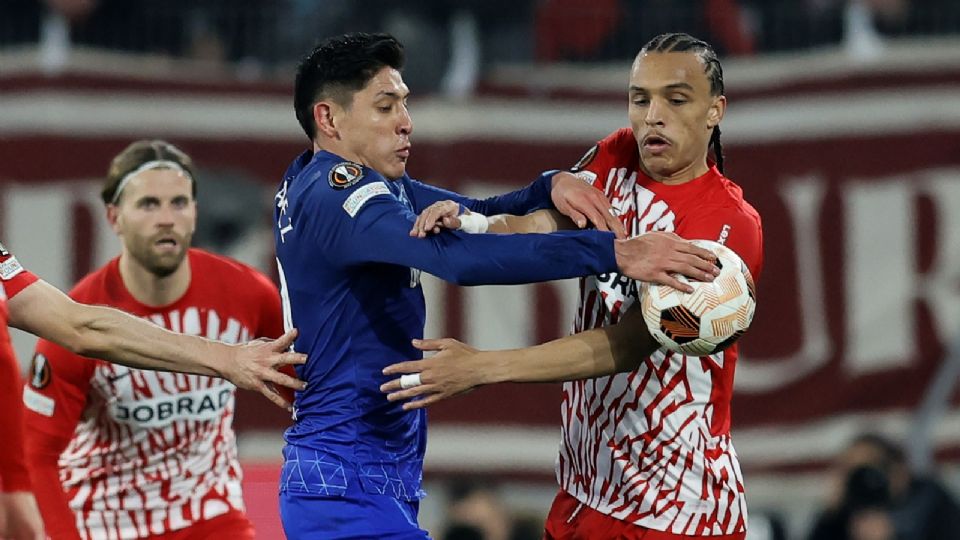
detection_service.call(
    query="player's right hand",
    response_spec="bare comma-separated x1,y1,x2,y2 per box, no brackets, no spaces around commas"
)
551,172,627,238
410,200,462,238
380,338,484,410
227,329,307,411
615,232,719,293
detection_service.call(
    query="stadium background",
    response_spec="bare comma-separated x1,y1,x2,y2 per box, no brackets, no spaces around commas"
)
2,1,960,538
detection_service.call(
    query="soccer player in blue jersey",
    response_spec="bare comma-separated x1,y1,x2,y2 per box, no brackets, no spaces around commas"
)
273,32,719,539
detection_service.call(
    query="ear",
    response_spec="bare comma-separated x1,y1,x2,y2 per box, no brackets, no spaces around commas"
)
313,101,342,140
707,95,726,129
106,204,122,235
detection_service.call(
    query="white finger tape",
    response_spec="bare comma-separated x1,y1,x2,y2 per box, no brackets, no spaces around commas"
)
399,373,422,389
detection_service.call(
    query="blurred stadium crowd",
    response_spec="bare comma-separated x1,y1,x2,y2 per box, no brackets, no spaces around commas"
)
2,0,960,89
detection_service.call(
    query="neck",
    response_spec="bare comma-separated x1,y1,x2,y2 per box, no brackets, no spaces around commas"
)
118,251,191,307
315,140,363,165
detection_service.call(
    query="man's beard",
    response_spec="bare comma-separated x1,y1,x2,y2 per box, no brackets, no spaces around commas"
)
128,233,191,278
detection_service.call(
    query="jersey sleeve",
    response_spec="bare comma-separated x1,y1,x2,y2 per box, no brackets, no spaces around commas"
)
405,173,555,216
569,128,632,191
0,320,29,492
22,340,93,540
22,340,94,440
0,244,39,299
302,173,618,286
676,205,764,282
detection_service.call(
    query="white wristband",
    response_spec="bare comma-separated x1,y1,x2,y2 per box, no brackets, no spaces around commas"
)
457,212,489,234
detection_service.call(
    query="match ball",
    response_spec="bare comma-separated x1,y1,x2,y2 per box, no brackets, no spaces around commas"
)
639,239,756,356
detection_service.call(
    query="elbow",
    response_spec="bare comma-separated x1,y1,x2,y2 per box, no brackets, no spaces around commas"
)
432,261,481,287
443,273,474,287
443,266,486,287
61,316,105,358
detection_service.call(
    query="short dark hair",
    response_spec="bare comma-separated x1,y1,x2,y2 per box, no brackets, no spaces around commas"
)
294,32,405,141
103,139,196,205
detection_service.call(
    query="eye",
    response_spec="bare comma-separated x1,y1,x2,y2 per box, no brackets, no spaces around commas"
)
377,105,392,113
631,98,649,106
670,98,688,105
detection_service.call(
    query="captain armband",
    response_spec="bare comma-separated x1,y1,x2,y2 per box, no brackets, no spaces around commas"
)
457,212,489,234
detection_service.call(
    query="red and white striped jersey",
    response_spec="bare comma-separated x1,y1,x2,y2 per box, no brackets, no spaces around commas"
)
22,249,283,539
557,129,764,535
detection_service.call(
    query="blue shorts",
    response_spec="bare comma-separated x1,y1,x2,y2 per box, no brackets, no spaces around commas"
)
280,490,431,540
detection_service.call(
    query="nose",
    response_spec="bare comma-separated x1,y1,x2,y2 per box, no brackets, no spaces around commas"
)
644,98,665,127
156,203,177,226
398,103,413,136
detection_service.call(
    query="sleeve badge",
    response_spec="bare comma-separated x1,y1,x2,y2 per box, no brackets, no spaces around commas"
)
328,162,365,190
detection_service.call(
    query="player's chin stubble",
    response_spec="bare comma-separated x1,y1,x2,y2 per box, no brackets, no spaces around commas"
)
129,236,190,278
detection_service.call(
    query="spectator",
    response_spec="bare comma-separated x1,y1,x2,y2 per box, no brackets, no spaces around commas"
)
808,433,960,540
442,481,511,540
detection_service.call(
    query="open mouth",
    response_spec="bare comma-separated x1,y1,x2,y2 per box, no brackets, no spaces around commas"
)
643,135,670,154
154,237,179,250
643,134,670,148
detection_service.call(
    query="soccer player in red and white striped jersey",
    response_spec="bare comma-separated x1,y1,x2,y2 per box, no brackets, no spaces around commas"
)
22,140,285,540
383,33,762,539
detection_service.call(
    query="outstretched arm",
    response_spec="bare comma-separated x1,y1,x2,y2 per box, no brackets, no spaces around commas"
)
408,171,625,237
7,280,306,410
410,204,573,237
487,209,574,234
380,306,659,410
407,199,717,292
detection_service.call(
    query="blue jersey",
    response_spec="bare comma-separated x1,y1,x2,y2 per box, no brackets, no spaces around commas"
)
273,150,617,503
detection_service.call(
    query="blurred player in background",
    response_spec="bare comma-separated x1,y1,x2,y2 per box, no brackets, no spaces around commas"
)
21,140,286,540
274,32,719,539
384,32,763,539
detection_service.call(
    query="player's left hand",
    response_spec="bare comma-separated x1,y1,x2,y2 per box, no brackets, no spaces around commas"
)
226,329,307,411
551,172,627,238
0,491,45,540
410,200,462,238
381,338,484,410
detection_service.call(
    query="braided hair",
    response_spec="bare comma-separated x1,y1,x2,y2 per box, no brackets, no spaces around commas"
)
639,33,726,174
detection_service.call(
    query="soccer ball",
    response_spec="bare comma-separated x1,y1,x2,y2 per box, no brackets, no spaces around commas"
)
639,239,756,356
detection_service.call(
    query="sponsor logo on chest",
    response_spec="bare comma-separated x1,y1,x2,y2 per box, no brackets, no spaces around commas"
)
111,384,233,428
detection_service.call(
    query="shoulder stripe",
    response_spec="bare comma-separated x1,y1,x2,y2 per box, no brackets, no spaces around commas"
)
343,182,391,217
